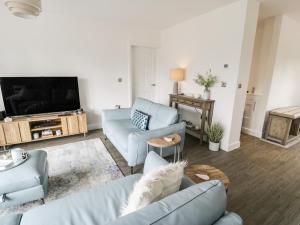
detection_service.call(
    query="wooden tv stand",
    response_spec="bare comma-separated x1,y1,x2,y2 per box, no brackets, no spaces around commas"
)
0,112,88,149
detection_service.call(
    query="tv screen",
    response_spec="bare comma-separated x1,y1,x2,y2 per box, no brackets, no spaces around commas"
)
0,77,81,116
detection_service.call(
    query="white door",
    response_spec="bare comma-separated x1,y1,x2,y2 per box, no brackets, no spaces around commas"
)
132,46,157,102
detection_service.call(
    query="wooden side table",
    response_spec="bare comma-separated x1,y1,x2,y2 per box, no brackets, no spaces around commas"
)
147,134,181,162
185,164,230,191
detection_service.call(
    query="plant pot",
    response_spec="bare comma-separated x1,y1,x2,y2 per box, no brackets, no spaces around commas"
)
203,89,211,100
209,141,220,151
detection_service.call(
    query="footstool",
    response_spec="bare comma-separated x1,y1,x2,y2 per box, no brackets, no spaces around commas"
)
0,150,48,208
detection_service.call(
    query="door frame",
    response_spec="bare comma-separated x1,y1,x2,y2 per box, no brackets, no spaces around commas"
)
128,41,159,107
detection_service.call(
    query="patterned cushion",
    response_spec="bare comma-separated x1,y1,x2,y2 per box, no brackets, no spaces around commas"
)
131,110,150,130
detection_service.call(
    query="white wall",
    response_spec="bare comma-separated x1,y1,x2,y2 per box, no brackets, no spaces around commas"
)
246,15,300,137
267,16,300,110
157,0,259,151
0,11,160,129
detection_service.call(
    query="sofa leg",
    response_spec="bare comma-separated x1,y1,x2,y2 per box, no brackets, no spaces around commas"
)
130,167,134,174
40,198,45,204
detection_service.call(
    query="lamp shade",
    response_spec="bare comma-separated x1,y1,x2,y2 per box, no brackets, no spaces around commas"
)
170,68,185,81
4,0,42,19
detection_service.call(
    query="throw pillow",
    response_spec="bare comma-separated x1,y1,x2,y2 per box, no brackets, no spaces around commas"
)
131,110,150,130
120,161,187,216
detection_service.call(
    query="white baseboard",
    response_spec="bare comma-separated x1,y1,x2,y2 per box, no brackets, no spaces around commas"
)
221,141,240,152
220,141,240,152
241,127,262,138
88,123,100,131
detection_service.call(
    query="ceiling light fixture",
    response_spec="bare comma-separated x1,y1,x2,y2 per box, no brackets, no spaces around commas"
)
4,0,42,19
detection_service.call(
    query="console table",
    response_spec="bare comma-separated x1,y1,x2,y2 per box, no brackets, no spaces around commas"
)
169,94,215,144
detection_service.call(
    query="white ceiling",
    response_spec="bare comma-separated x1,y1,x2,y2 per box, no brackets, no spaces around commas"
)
41,0,238,30
2,0,300,28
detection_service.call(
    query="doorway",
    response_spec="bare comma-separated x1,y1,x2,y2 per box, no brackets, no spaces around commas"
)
131,46,157,104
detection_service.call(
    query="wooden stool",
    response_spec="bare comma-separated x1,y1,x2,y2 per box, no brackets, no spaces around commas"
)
185,164,230,191
147,134,181,162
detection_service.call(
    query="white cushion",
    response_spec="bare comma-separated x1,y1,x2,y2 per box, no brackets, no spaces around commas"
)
120,161,187,216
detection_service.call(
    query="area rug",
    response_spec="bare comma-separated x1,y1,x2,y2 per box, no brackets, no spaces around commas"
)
0,138,124,216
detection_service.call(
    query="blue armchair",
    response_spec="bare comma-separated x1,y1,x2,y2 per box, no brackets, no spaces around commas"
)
102,98,186,171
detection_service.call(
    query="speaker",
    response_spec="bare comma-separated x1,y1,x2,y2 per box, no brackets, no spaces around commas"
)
0,111,6,121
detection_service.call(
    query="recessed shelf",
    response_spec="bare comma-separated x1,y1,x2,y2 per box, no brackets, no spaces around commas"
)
32,134,65,142
31,125,62,132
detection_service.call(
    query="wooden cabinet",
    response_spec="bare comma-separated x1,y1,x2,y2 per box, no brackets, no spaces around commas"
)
19,121,32,142
0,112,88,147
61,117,69,136
265,107,300,146
0,125,6,146
67,115,80,135
78,114,88,134
2,122,21,144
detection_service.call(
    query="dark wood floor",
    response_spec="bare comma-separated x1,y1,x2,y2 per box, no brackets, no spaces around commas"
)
18,130,300,225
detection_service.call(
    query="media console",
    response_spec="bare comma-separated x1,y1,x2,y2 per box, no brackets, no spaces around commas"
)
0,112,88,149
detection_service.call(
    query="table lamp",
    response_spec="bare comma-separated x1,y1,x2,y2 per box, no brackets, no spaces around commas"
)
170,68,185,94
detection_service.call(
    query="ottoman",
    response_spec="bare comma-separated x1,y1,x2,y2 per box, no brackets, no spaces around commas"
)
0,150,48,208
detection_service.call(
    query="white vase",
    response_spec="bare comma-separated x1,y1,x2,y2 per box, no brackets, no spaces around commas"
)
209,141,220,151
203,89,211,100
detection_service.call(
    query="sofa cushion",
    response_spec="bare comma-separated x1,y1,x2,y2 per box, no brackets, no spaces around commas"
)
131,98,178,130
131,110,150,131
1,214,22,225
104,119,140,152
20,174,143,225
143,151,169,174
0,150,47,195
121,161,186,216
107,180,227,225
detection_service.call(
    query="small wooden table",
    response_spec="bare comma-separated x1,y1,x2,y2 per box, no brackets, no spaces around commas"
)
169,94,215,144
185,164,230,190
147,134,181,162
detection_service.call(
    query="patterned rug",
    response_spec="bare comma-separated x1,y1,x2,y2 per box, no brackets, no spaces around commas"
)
0,138,124,216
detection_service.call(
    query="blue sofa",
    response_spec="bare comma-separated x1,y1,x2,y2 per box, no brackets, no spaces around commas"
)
2,152,243,225
0,150,48,208
102,98,186,169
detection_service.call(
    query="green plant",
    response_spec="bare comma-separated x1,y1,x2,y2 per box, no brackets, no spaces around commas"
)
206,122,224,143
194,69,218,90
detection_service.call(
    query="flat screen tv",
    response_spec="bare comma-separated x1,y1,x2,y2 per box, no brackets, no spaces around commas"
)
0,77,81,116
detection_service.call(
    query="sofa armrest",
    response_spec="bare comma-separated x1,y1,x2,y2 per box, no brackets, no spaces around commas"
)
213,212,243,225
102,108,131,122
1,214,22,225
127,122,186,166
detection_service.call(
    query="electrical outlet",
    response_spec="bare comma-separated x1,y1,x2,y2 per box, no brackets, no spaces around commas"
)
238,83,242,89
115,105,121,109
224,64,229,68
221,81,227,87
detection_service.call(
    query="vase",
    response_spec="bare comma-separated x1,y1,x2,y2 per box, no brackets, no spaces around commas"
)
203,88,211,100
209,141,220,151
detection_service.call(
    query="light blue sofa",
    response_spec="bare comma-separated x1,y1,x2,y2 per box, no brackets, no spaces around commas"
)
2,152,243,225
102,98,186,170
0,150,48,208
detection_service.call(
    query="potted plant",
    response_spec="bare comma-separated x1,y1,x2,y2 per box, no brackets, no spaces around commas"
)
194,69,217,100
206,122,224,151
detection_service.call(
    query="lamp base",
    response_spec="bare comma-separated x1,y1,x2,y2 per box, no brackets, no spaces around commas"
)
173,81,178,95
